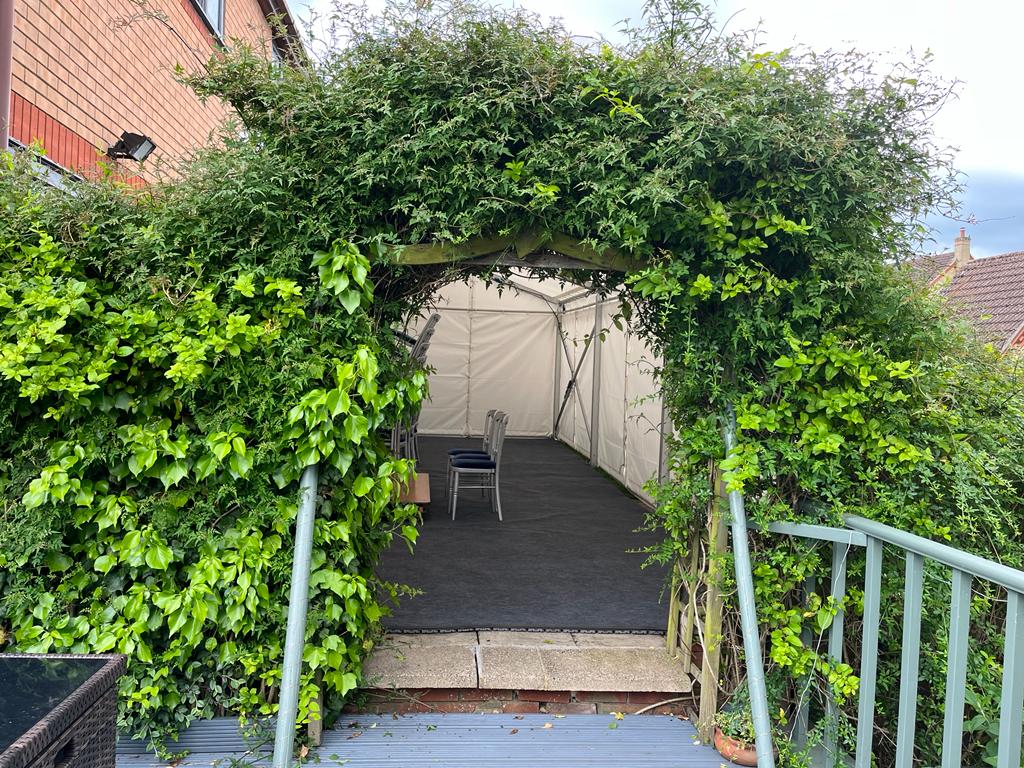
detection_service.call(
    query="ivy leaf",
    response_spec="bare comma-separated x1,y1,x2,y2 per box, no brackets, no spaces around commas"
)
74,483,95,507
339,289,362,314
23,488,47,509
145,542,174,571
330,450,354,475
352,476,374,497
344,415,369,444
94,499,121,531
45,551,73,572
229,451,253,478
339,672,358,695
160,461,189,489
194,453,218,480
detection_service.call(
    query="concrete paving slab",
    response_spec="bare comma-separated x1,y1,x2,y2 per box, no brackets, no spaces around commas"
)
363,638,477,689
572,633,666,649
477,645,693,692
478,631,575,647
476,646,547,690
540,648,692,692
364,631,693,694
383,631,479,646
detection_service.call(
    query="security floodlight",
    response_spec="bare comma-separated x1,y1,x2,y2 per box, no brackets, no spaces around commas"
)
106,132,156,162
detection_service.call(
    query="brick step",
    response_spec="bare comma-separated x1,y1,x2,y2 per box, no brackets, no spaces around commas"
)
346,688,693,716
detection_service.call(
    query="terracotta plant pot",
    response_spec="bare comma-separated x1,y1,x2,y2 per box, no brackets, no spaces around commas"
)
714,727,759,766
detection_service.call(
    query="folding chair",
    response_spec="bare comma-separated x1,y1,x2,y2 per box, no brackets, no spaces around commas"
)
390,314,442,460
448,413,508,521
444,409,502,497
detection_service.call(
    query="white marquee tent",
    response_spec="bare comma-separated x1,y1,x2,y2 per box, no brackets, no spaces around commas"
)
407,275,669,503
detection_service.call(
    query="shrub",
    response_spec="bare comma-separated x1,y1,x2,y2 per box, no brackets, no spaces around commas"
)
0,151,425,745
2,2,1020,765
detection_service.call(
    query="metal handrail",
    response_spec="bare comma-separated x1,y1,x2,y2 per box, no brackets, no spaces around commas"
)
272,464,320,768
722,413,776,768
844,515,1024,594
761,514,1024,768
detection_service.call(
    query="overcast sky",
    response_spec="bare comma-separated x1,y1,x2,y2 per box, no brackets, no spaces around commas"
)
289,0,1023,257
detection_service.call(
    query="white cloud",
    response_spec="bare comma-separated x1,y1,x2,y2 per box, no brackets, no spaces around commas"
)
713,0,1024,176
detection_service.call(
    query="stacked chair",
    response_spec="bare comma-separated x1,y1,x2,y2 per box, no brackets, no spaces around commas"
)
391,314,441,461
447,410,508,521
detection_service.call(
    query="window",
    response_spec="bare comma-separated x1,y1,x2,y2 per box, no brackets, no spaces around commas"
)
192,0,224,37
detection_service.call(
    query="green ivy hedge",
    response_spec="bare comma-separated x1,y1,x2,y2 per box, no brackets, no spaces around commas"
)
1,1,1022,765
0,157,425,744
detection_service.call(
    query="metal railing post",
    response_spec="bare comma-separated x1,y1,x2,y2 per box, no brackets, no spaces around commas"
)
854,536,883,768
894,552,924,768
272,464,320,768
722,410,775,767
825,542,849,760
941,569,972,768
793,574,815,748
997,591,1024,768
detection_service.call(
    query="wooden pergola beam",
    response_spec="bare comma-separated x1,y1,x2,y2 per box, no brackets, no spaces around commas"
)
392,229,639,272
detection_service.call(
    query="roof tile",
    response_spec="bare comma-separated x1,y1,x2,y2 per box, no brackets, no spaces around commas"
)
905,251,954,284
940,251,1024,348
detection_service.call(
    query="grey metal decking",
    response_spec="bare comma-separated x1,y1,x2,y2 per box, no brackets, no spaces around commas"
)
117,714,738,767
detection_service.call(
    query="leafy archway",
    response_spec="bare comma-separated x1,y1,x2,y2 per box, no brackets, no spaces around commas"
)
2,2,1022,765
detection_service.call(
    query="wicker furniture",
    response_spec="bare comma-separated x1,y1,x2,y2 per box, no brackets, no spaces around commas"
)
0,654,125,768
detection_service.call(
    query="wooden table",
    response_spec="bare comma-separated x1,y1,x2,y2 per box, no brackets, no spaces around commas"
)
397,473,431,505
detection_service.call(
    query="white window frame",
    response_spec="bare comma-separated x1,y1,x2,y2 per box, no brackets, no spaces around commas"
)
191,0,225,37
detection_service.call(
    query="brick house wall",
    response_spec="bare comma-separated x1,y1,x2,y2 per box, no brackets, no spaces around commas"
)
9,0,289,181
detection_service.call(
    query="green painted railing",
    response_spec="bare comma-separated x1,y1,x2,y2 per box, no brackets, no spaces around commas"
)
759,516,1024,768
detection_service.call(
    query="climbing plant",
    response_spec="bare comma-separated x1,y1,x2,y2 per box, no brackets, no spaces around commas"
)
1,1,1021,765
0,153,426,744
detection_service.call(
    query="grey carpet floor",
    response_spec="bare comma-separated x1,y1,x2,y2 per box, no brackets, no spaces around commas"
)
377,436,669,632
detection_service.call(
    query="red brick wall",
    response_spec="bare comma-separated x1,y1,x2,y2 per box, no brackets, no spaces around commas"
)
9,0,278,180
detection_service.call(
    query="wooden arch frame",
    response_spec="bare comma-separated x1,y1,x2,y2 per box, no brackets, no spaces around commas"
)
393,228,641,272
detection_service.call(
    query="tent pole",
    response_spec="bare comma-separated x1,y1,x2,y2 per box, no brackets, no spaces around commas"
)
553,312,596,435
272,463,320,768
552,305,564,437
588,297,603,466
657,399,669,482
465,282,474,436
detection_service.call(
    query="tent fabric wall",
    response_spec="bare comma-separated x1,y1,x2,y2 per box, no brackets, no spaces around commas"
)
408,277,557,437
410,276,666,504
556,292,662,504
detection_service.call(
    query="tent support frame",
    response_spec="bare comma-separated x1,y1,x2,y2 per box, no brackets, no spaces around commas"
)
588,297,603,466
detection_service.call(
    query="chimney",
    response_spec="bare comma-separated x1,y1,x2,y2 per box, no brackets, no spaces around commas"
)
954,228,972,268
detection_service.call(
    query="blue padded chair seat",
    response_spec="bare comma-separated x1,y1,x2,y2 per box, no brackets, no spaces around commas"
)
448,448,489,456
450,457,496,470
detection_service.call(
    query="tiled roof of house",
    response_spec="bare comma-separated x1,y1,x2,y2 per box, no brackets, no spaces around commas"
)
940,251,1024,349
905,251,954,284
